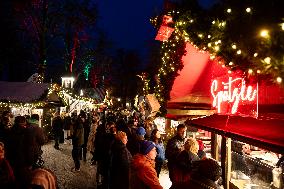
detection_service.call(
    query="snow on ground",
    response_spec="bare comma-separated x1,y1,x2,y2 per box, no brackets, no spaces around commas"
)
42,142,96,189
42,141,171,189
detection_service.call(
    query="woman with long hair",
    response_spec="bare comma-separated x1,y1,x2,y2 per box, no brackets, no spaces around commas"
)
150,129,165,177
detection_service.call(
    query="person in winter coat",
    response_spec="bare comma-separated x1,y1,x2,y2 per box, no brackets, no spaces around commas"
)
70,113,85,172
150,129,166,177
130,140,163,189
81,111,91,162
109,131,132,189
6,116,38,188
63,114,72,144
28,114,47,168
29,168,58,189
185,158,223,189
172,137,200,188
52,112,63,150
87,114,100,165
165,124,187,183
0,141,15,189
128,126,146,156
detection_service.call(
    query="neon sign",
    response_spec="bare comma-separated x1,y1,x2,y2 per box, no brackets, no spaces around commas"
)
211,77,257,115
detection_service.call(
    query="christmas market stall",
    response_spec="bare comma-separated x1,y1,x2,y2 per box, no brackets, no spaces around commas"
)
151,1,284,188
0,81,64,127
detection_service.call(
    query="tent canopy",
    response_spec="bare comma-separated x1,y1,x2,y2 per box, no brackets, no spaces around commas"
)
188,114,284,154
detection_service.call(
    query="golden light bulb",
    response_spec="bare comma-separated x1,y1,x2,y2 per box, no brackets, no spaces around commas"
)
229,62,234,66
281,23,284,30
264,57,271,64
260,29,269,38
237,50,242,54
276,77,282,83
248,69,253,74
254,53,258,57
246,8,251,13
227,8,232,13
232,44,237,49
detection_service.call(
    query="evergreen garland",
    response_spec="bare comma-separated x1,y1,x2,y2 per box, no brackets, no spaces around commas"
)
173,0,284,84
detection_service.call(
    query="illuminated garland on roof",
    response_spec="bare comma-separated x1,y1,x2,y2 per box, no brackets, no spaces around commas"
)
169,1,283,84
0,84,100,109
153,27,186,113
150,1,284,113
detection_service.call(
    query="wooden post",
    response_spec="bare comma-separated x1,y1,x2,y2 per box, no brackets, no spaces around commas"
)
165,118,171,134
211,133,219,161
221,136,232,189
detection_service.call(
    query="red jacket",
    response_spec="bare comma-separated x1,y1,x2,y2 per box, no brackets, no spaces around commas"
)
130,154,163,189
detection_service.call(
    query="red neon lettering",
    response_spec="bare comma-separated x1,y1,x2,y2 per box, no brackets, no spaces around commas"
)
211,77,257,114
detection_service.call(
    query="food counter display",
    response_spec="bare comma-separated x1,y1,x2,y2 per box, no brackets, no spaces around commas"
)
230,141,283,189
193,131,284,189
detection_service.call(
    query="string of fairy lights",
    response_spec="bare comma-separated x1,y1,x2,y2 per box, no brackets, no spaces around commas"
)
150,2,284,108
173,5,283,83
0,84,100,110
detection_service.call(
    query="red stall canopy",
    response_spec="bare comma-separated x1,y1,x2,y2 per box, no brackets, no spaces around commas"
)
189,114,284,154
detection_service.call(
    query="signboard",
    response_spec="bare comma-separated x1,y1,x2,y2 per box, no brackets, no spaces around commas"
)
155,15,174,41
210,76,258,117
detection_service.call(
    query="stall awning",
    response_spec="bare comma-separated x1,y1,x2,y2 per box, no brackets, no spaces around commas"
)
188,114,284,154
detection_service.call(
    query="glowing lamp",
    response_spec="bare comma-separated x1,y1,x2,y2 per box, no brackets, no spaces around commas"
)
246,8,251,13
264,57,271,64
276,77,282,83
260,29,269,38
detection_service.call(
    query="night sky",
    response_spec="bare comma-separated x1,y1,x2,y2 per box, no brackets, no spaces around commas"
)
96,0,164,51
0,0,217,82
95,0,216,51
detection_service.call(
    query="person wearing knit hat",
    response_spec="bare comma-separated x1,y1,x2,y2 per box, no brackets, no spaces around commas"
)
130,140,163,189
139,140,156,155
128,126,146,156
136,126,146,137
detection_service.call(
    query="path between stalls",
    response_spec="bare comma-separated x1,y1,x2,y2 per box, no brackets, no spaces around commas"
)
42,142,171,189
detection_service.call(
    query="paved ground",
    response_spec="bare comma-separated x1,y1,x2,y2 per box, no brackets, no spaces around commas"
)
42,141,171,189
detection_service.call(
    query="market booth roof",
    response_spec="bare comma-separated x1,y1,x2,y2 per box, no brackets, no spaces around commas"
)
188,114,284,154
0,81,63,106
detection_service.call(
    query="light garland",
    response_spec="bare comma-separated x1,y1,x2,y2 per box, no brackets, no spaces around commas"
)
167,2,284,84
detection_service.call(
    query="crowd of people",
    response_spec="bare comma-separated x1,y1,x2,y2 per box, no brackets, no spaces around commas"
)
0,110,54,189
0,108,223,189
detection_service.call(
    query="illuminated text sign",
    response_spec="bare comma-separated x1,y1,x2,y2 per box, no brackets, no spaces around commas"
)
211,77,257,116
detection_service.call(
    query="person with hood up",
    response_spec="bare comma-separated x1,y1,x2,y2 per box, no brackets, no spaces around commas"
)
130,140,163,189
